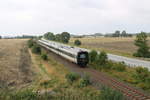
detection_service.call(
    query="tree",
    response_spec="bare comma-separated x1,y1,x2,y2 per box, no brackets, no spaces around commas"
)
89,50,98,63
55,34,61,42
74,40,81,46
0,36,1,39
113,30,120,37
121,30,127,37
133,32,150,58
44,32,55,41
96,51,108,66
61,32,70,43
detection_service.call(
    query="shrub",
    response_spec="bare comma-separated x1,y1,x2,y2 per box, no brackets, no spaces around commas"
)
32,44,41,54
104,61,113,69
41,53,48,60
96,51,108,66
100,86,125,100
27,39,34,48
89,50,98,63
74,40,81,46
135,67,149,82
79,74,91,87
146,77,150,84
113,62,126,72
137,83,150,90
65,72,80,83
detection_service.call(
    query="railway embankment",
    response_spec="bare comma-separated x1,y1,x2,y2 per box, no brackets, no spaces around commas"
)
37,39,150,100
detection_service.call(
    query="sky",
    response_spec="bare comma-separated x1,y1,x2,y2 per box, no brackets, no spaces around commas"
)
0,0,150,36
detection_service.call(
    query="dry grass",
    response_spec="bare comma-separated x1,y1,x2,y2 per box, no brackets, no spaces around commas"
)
30,48,69,91
0,39,34,90
70,37,150,57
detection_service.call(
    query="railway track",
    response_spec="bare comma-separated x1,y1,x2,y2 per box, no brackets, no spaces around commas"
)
40,43,150,100
86,69,150,100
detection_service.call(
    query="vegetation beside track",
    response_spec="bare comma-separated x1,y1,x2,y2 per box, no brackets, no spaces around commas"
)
88,50,150,93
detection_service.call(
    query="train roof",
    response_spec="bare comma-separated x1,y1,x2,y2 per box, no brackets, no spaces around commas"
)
39,38,87,55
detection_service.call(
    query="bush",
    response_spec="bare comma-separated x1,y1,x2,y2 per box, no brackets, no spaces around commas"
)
65,72,80,83
27,39,34,48
79,74,91,88
74,40,81,46
89,50,98,63
32,45,41,54
100,86,125,100
41,53,48,60
96,51,108,66
137,83,150,90
135,67,149,82
104,61,113,69
113,62,126,72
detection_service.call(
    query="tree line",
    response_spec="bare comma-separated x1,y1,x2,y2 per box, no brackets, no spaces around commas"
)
44,32,70,43
1,35,36,39
105,30,133,37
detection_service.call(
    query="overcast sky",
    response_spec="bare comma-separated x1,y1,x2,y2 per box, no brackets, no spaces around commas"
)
0,0,150,36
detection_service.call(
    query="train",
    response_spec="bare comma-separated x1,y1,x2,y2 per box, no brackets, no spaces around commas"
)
38,38,89,67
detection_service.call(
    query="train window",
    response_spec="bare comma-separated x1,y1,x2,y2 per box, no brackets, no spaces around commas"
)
46,44,76,58
80,54,86,58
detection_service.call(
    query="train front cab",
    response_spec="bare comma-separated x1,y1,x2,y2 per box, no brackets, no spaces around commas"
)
77,51,89,67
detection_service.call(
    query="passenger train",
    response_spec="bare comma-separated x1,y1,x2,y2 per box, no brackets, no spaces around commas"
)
38,38,89,67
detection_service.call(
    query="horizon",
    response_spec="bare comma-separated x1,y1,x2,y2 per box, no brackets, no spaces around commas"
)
1,31,144,37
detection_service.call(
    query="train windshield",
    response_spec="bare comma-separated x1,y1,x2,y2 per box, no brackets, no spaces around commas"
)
77,51,89,67
80,54,86,58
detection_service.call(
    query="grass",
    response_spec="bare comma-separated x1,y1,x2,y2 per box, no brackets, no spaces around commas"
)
26,47,104,99
95,64,150,93
0,39,126,100
69,37,150,60
88,50,150,93
0,39,34,90
0,42,104,99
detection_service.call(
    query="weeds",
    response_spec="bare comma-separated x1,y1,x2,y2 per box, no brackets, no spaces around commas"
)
31,44,41,54
112,62,126,72
65,72,80,83
27,39,34,48
100,86,125,100
40,79,58,88
79,74,91,88
41,53,48,60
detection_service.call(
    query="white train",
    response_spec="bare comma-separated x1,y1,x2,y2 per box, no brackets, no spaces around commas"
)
38,38,89,67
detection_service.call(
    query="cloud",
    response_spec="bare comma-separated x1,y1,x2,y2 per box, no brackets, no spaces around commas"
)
0,0,150,36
